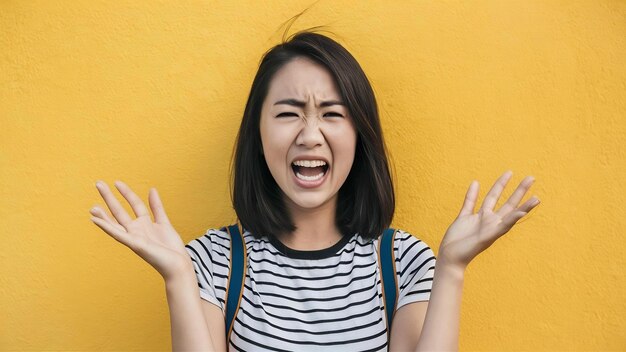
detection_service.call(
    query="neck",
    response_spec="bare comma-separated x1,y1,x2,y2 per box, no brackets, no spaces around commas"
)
277,195,343,251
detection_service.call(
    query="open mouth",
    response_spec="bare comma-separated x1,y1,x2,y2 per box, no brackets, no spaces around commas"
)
291,160,329,182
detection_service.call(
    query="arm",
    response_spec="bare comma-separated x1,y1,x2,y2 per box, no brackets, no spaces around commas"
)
389,262,463,352
413,261,464,351
200,298,227,352
88,180,222,351
166,262,218,352
389,301,428,351
392,171,540,351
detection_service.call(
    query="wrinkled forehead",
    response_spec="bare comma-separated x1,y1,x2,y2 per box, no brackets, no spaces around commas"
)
265,58,342,106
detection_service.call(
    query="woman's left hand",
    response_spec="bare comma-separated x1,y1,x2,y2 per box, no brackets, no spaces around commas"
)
438,170,540,271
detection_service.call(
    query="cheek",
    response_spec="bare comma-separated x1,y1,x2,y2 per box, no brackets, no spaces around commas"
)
326,126,357,173
260,123,291,173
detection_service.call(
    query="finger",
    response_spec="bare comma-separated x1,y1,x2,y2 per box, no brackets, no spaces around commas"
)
480,170,513,212
90,215,136,250
492,210,528,237
89,206,126,232
458,180,479,217
95,181,134,228
496,175,535,217
113,180,151,219
148,188,172,225
517,196,541,213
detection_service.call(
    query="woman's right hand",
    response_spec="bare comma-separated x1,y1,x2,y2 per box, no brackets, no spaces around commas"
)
89,180,191,281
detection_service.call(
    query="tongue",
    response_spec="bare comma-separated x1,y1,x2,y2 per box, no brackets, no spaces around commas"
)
296,166,325,176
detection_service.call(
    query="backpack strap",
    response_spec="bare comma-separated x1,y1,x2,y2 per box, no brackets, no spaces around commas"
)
378,227,399,338
224,224,247,342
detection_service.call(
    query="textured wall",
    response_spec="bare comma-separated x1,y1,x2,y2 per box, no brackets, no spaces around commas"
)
1,1,625,350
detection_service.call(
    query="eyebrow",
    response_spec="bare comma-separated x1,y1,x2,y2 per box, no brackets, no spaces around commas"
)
273,99,345,108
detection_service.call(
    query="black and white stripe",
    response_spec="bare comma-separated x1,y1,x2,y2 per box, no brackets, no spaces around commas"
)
185,227,436,352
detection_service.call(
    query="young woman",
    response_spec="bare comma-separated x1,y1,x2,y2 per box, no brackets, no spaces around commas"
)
89,31,540,351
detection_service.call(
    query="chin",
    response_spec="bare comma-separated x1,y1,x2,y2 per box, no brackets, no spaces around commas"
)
288,193,333,210
292,198,326,209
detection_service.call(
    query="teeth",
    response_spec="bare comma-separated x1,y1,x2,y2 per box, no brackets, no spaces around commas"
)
293,160,327,167
296,172,325,181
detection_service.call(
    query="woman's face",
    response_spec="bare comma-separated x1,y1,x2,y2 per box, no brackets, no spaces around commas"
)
260,57,357,213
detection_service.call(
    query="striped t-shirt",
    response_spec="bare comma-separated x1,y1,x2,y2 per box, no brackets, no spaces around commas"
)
185,226,436,352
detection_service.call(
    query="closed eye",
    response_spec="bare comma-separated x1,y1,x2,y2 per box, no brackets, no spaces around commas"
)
276,112,299,117
276,112,344,118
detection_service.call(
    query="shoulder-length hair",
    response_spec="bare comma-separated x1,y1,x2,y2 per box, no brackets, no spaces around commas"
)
231,30,394,240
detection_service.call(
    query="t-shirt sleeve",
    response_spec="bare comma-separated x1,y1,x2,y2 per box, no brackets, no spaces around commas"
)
184,228,232,314
394,229,437,310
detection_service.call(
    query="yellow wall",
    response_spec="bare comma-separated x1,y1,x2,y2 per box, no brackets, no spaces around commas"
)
1,1,624,350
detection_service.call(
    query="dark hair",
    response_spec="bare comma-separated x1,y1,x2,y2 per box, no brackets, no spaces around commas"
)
231,30,394,240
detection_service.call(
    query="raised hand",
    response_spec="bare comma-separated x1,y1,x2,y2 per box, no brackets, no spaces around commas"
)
89,180,191,281
438,170,540,271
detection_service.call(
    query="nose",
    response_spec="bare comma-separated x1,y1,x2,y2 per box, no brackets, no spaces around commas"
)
295,114,324,148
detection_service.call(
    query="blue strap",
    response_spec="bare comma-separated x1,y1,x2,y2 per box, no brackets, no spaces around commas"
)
225,224,246,341
379,227,398,335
